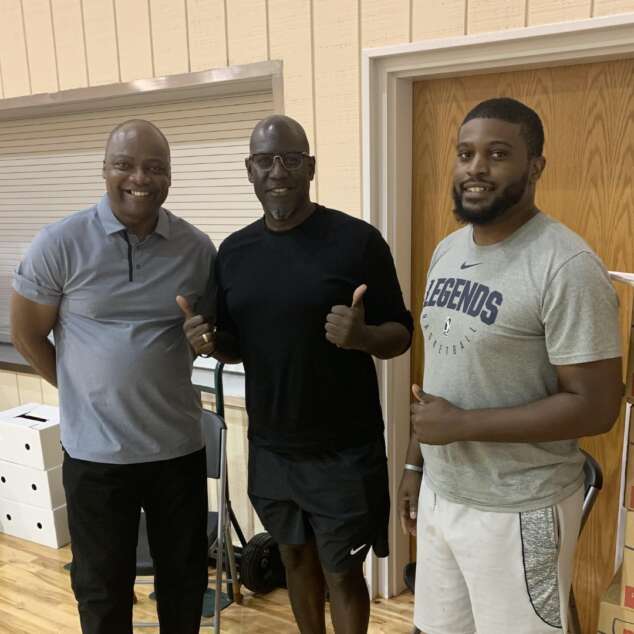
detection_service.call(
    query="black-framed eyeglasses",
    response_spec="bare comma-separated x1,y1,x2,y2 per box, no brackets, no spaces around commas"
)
248,152,311,171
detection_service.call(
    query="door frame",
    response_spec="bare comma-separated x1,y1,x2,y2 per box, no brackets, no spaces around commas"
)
362,12,634,598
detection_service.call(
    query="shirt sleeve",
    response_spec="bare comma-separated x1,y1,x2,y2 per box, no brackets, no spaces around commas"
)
362,227,414,333
12,227,65,306
543,251,621,365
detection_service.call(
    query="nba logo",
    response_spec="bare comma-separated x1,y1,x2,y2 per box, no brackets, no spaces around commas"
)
442,317,452,336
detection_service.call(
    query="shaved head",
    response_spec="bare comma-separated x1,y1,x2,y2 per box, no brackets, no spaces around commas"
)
249,115,309,154
105,119,170,161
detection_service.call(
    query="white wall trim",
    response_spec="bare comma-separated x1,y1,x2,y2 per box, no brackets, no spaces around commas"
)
362,11,634,599
0,60,283,121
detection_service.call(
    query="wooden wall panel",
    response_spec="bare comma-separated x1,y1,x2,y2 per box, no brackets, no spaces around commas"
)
594,0,634,15
412,59,634,633
115,0,153,82
0,371,20,411
268,1,315,153
225,0,267,66
528,0,591,25
82,0,120,86
41,380,59,406
412,0,465,40
361,0,410,48
467,0,526,33
150,0,190,76
22,0,58,94
16,373,43,404
0,0,31,97
313,0,360,215
51,0,88,90
187,0,227,71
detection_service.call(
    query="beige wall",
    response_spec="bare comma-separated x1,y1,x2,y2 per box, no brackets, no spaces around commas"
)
1,0,633,413
0,0,632,222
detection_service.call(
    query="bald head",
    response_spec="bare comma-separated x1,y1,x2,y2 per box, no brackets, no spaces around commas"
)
105,119,170,161
249,115,309,154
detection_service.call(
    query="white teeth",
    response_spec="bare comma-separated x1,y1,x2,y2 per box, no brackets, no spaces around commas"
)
271,188,288,193
128,190,150,197
466,186,487,193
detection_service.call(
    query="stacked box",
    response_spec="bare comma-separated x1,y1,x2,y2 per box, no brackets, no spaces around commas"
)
0,403,69,548
624,511,634,609
598,568,634,633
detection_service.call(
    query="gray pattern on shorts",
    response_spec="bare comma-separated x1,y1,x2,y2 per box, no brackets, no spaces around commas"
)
520,508,562,629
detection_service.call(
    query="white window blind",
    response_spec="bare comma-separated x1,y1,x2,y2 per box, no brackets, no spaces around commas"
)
0,90,273,340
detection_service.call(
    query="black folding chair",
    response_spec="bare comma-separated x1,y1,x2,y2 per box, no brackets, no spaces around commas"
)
404,450,603,634
134,362,238,633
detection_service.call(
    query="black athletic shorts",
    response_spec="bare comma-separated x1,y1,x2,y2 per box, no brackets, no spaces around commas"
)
247,437,390,573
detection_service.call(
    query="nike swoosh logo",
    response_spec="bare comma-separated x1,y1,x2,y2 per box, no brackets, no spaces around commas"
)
350,544,367,556
460,262,482,270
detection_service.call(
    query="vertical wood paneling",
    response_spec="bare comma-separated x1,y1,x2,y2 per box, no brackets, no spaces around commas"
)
468,0,526,33
412,0,465,40
115,0,153,81
16,373,43,404
41,379,59,406
268,1,315,150
361,0,410,48
187,0,227,71
150,0,190,76
226,0,267,66
22,0,58,94
51,0,88,90
594,0,634,14
528,0,592,25
313,0,360,215
0,0,31,97
0,372,20,411
82,0,120,86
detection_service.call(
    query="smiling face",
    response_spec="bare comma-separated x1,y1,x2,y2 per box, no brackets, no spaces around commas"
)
102,121,171,232
452,117,543,226
246,117,315,225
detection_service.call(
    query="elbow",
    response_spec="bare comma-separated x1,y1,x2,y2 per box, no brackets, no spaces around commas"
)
589,398,624,436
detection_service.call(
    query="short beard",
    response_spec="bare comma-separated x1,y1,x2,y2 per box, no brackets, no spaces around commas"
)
268,206,294,221
452,170,529,226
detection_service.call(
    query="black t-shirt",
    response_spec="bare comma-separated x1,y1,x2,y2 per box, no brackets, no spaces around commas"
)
216,205,413,451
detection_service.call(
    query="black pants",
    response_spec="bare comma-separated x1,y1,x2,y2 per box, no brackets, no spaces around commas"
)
62,448,208,634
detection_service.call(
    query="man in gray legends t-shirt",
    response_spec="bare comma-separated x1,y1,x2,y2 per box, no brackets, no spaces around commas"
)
11,120,216,634
398,98,623,634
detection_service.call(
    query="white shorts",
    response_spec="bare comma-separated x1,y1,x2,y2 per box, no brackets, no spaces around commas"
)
414,480,584,634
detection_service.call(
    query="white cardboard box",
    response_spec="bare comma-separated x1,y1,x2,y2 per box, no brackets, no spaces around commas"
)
0,460,64,509
0,497,69,548
0,403,61,469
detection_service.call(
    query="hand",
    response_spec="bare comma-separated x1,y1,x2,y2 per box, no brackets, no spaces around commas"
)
410,383,466,445
325,284,369,350
176,295,216,356
397,470,422,536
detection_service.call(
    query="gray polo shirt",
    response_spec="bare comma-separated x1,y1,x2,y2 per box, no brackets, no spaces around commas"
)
13,195,216,464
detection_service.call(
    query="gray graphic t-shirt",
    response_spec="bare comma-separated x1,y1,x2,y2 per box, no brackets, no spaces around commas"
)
420,212,621,512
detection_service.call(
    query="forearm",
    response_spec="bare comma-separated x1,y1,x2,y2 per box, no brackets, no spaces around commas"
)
459,391,621,443
12,335,57,387
359,322,411,359
404,431,423,467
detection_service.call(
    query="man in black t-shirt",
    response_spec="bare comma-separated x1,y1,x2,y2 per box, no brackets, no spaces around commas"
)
178,115,412,634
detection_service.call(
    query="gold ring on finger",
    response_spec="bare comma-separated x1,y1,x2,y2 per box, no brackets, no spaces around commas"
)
202,333,210,344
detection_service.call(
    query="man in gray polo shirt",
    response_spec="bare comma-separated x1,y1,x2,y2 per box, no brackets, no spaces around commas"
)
10,119,215,634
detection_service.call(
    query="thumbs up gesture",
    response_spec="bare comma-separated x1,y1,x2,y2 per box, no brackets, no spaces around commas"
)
176,295,216,356
325,284,368,350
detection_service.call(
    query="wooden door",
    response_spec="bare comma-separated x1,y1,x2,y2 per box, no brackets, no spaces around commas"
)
411,59,634,633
